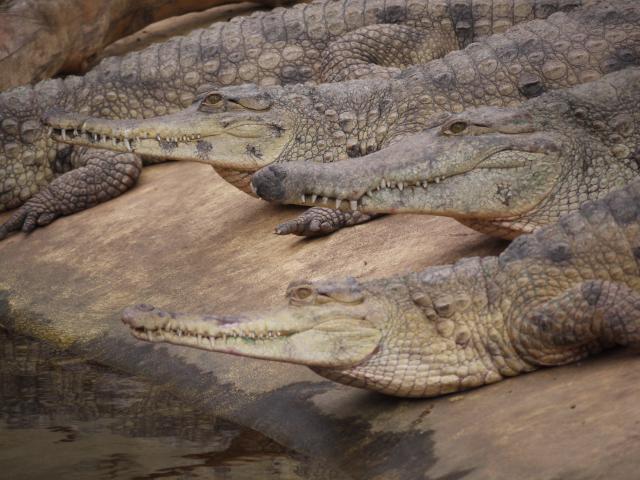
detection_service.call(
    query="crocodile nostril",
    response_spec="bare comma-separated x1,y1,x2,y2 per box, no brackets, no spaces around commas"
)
251,164,288,201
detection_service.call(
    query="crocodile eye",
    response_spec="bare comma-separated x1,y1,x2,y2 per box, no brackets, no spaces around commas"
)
294,287,313,299
201,93,224,108
287,285,316,305
444,121,468,135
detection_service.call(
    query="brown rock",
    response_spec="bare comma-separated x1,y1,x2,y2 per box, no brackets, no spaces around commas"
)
0,0,298,90
1,162,638,478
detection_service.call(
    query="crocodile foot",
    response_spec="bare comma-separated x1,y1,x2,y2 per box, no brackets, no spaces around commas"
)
0,150,141,240
0,191,62,240
275,207,376,237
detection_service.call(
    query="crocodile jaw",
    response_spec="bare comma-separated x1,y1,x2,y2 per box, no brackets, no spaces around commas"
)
43,108,290,171
252,129,562,220
122,303,381,368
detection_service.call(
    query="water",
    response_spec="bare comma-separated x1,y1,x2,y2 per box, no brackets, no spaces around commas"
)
0,329,336,479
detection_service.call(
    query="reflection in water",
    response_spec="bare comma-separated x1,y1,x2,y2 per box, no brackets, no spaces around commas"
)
0,329,342,479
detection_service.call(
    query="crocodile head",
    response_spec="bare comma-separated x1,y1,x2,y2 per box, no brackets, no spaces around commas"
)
252,105,566,234
122,277,383,370
122,263,521,397
43,83,345,193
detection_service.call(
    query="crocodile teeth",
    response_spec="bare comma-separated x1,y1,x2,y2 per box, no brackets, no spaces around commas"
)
336,198,343,209
61,129,66,140
398,182,404,191
311,194,317,203
350,200,358,211
380,179,386,188
47,127,53,136
322,197,329,204
124,139,132,151
300,194,306,203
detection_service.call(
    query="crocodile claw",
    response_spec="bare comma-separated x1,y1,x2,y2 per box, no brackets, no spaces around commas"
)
0,196,60,240
275,207,376,237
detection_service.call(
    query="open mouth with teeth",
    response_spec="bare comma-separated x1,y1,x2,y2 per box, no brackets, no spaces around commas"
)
294,173,454,212
42,108,290,174
253,130,561,221
48,127,204,152
122,303,382,368
267,150,552,216
129,321,293,348
124,304,294,347
123,302,301,346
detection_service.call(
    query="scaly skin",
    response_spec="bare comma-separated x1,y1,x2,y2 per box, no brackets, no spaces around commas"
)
2,0,586,240
122,179,640,398
252,68,640,239
47,0,639,237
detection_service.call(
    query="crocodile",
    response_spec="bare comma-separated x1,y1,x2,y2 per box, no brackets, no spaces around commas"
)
251,68,640,239
45,0,640,238
0,0,577,240
122,177,640,398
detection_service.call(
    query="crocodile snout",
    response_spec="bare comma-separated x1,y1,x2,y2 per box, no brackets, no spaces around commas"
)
251,164,288,202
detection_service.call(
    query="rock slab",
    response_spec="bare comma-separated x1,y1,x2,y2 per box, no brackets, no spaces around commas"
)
1,162,638,479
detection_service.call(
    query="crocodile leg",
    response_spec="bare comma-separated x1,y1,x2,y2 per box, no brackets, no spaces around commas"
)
274,207,378,236
0,149,141,239
510,281,640,367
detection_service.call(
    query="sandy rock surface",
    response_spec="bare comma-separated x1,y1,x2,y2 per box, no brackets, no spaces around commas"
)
1,162,639,479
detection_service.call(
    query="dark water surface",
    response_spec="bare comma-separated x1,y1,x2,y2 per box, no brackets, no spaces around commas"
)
0,329,338,479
